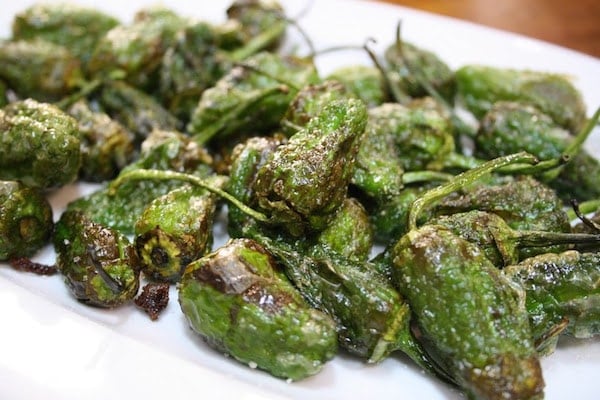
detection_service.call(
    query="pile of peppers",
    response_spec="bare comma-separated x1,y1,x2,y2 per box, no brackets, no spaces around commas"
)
1,1,599,398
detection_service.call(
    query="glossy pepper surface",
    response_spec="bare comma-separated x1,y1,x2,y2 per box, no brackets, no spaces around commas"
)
178,238,338,381
505,251,600,354
0,99,81,188
0,180,53,261
53,210,140,308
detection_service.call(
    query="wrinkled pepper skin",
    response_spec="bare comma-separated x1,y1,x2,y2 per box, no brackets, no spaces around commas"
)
226,0,286,49
178,238,338,381
240,224,430,368
325,65,388,108
314,197,373,262
0,99,81,189
429,210,600,267
67,100,135,182
188,51,319,144
475,101,600,201
67,129,213,234
391,225,544,400
53,210,140,308
134,177,224,282
505,251,600,354
384,40,456,103
0,180,53,261
455,65,586,133
0,38,83,101
99,80,182,142
226,135,284,236
87,8,183,89
11,3,119,66
253,99,367,236
436,175,570,235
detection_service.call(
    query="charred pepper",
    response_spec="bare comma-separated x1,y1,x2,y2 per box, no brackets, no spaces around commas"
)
0,180,53,261
0,99,81,188
53,210,140,308
178,238,338,381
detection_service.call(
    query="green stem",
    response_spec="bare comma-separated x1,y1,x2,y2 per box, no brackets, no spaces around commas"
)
108,169,269,222
566,199,600,221
516,230,600,249
55,79,102,110
192,85,286,145
542,106,600,181
407,152,538,231
401,170,453,184
229,21,287,61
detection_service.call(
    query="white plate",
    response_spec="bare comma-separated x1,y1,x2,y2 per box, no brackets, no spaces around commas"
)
1,1,599,399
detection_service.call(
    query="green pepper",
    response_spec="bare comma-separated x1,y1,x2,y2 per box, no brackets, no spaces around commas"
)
455,65,586,133
53,210,140,308
430,210,600,267
475,101,600,201
252,98,367,236
87,7,184,90
505,251,600,355
0,99,81,189
225,0,287,52
390,153,545,399
187,51,319,144
11,3,119,67
0,180,53,261
67,129,213,234
384,40,456,103
325,65,388,107
134,176,225,282
0,38,83,101
391,225,543,399
178,238,338,381
99,80,182,142
67,100,135,182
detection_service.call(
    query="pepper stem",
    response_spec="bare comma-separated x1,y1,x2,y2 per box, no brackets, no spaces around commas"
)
407,152,539,231
542,106,600,181
108,169,269,222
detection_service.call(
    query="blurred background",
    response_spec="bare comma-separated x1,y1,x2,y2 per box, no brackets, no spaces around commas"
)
375,0,600,58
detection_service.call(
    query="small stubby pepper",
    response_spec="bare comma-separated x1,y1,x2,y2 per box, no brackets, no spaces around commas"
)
389,153,546,400
187,51,320,144
0,180,53,261
505,251,600,355
0,38,83,101
384,40,456,103
53,210,140,308
325,65,388,108
99,80,182,142
391,225,544,400
455,65,587,133
0,99,81,189
134,176,225,283
252,98,367,236
475,101,600,201
11,3,119,67
178,238,338,381
67,100,135,182
87,7,184,90
67,129,213,234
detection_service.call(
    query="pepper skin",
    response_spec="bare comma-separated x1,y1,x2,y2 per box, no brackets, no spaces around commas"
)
67,100,135,182
134,177,224,282
178,238,338,381
0,180,53,261
325,65,388,108
11,3,119,67
67,129,213,234
455,65,586,133
391,225,544,400
0,99,81,189
252,98,367,236
187,51,319,144
53,210,140,308
505,251,600,355
0,38,83,102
